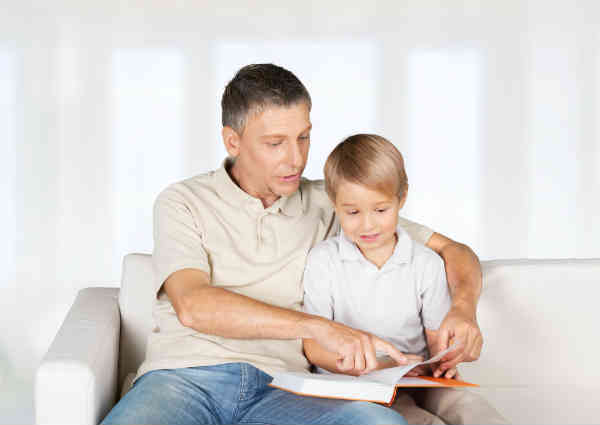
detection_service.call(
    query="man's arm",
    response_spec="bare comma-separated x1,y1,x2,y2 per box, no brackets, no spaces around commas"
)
163,268,408,368
164,268,314,339
426,232,483,377
303,336,412,376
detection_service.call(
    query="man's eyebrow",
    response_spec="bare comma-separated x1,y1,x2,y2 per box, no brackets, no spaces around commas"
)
260,125,312,140
261,134,287,139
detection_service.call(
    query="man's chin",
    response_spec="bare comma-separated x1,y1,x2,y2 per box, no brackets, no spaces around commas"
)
274,181,301,197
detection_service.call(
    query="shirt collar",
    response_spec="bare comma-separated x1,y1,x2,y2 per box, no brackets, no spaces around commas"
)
338,223,413,266
214,158,303,217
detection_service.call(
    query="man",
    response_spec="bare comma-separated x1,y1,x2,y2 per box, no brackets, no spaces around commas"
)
102,64,484,425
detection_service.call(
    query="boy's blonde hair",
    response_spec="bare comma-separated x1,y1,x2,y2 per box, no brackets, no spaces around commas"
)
324,134,408,203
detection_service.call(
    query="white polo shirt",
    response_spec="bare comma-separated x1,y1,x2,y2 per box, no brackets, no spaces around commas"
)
302,225,451,360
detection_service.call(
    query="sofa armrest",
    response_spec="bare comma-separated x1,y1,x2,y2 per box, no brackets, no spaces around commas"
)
35,288,120,425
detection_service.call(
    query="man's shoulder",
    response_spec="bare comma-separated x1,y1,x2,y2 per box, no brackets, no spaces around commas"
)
299,178,331,209
156,171,219,204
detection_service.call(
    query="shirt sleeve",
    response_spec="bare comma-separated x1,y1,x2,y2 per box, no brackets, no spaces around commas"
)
397,216,434,245
420,251,452,330
152,184,211,296
302,245,334,320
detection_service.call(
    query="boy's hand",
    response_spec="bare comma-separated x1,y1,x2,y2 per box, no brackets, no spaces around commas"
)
398,354,428,377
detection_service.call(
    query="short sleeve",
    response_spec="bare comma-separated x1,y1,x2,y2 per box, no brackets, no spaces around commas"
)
420,252,452,330
397,216,434,245
302,245,334,320
152,185,210,296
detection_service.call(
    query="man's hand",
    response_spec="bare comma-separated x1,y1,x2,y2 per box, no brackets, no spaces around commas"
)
426,232,483,379
306,317,409,376
433,305,483,378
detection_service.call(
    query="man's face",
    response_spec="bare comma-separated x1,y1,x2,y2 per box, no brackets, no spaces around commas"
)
334,181,403,260
227,102,311,204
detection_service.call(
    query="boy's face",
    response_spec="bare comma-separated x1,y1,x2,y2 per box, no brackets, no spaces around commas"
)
334,181,405,260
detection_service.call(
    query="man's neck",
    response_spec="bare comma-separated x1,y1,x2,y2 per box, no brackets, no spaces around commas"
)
228,161,280,209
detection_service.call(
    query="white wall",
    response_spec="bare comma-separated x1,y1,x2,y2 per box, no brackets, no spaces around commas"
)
1,1,599,422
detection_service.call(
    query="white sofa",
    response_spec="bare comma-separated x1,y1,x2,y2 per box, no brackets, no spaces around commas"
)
35,254,600,424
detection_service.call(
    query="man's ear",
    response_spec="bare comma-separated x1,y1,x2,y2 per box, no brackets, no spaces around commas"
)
222,126,241,157
398,187,408,209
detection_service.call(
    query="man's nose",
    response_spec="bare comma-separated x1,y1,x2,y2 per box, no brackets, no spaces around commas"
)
287,141,303,169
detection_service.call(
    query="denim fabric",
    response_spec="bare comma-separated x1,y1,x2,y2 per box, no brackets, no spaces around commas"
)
101,362,407,425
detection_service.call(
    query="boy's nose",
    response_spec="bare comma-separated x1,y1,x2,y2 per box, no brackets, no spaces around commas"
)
362,213,375,230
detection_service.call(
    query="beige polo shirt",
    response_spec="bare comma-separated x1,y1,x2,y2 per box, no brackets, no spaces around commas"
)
135,160,434,382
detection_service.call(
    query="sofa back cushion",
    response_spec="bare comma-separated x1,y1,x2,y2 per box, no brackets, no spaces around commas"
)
118,253,154,391
460,259,600,424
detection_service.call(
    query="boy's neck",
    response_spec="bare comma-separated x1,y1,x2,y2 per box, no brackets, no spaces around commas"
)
357,233,398,269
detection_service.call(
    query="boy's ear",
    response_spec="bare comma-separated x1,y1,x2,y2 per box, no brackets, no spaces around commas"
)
222,126,241,157
398,188,408,209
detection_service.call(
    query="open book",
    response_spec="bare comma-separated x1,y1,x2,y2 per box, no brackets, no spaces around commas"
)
269,345,478,406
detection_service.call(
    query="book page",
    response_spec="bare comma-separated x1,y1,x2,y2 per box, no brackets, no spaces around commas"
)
365,342,458,385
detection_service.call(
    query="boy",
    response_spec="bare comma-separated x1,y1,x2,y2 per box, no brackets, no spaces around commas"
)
302,134,507,424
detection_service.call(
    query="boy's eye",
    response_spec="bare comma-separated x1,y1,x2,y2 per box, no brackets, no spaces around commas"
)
376,208,388,213
268,141,283,147
299,135,310,141
346,210,359,215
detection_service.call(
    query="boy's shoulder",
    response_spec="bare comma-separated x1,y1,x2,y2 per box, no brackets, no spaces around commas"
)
411,238,442,261
407,237,446,279
404,232,444,268
306,235,341,264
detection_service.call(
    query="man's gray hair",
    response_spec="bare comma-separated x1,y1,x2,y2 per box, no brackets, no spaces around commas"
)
221,64,312,134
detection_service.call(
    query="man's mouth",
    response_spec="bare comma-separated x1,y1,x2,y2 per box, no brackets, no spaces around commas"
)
281,173,300,182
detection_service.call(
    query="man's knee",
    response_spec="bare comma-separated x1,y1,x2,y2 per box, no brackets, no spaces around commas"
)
101,370,218,425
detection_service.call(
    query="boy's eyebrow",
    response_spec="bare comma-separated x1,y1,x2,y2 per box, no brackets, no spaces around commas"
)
340,201,392,207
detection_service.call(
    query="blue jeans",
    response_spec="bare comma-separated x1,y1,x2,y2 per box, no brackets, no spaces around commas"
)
101,363,407,425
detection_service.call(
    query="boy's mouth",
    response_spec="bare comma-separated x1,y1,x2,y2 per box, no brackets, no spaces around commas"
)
359,233,380,242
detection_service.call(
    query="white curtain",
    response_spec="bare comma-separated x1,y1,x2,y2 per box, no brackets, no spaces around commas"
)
1,1,599,422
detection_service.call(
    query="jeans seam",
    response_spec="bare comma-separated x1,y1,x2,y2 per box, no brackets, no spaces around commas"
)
232,363,247,421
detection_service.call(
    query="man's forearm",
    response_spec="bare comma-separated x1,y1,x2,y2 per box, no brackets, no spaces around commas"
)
439,242,482,318
426,233,484,367
427,233,482,318
179,284,319,340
